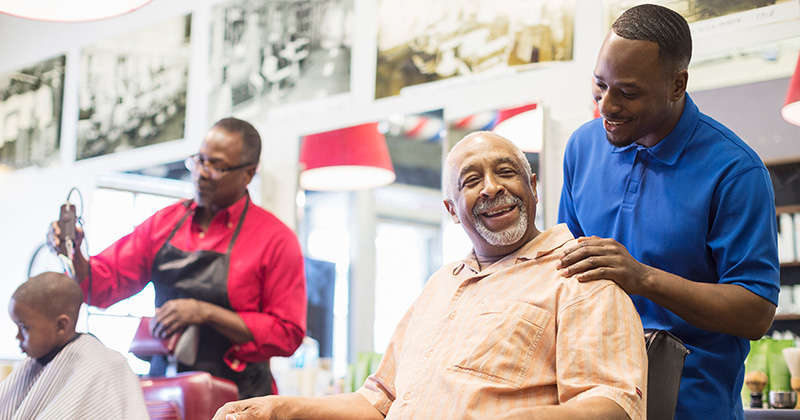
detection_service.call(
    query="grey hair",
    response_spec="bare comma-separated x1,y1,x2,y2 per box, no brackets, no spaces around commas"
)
443,131,532,201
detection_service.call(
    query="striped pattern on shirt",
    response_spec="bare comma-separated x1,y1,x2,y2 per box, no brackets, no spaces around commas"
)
357,224,647,420
0,333,149,420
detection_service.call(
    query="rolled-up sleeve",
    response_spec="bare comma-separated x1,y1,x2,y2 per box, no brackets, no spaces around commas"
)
225,227,307,364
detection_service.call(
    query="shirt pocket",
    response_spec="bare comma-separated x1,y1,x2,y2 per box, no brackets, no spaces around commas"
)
447,300,551,388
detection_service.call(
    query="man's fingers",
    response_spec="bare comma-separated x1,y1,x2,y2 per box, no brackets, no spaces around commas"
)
561,254,617,279
47,221,61,252
574,265,614,281
212,403,238,420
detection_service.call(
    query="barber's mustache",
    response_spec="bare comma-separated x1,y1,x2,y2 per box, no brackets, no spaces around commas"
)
472,195,523,216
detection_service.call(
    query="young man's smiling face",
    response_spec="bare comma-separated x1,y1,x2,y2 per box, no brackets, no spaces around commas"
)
592,32,687,148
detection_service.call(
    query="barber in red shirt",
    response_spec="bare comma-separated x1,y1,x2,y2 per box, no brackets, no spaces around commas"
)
49,117,307,398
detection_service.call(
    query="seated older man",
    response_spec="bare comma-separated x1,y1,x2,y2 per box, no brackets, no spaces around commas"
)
214,131,647,420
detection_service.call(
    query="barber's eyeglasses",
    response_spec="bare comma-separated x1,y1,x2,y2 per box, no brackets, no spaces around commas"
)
184,155,256,180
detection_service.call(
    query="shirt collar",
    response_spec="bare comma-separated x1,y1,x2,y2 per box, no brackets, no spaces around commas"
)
189,193,250,226
610,93,699,166
455,224,575,276
37,332,81,366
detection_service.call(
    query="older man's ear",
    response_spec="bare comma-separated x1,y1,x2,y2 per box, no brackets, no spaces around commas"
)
443,200,461,225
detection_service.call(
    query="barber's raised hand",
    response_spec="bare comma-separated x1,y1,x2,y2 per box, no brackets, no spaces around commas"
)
558,236,653,296
46,221,84,256
212,397,276,420
46,220,88,281
152,298,208,339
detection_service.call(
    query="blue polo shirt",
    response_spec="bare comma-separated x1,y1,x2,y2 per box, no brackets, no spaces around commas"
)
559,94,779,420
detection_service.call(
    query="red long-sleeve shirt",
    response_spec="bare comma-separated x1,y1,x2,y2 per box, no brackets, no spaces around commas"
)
83,194,306,365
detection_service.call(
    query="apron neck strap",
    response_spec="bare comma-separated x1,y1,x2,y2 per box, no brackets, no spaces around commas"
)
165,197,250,254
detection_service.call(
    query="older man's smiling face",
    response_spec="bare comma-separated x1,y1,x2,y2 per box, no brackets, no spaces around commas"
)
444,133,539,260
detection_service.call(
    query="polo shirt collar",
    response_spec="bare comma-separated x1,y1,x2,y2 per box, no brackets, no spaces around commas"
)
610,93,699,166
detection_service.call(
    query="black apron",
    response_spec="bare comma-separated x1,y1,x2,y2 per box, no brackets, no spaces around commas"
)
148,198,273,398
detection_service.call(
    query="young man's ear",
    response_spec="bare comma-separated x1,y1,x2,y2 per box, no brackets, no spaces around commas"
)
443,200,461,225
672,69,688,101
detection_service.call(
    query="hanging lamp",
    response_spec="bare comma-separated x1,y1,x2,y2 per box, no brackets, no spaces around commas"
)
0,0,153,22
299,122,396,191
781,51,800,127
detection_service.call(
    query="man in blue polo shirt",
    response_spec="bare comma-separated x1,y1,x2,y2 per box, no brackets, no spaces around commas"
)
557,4,779,420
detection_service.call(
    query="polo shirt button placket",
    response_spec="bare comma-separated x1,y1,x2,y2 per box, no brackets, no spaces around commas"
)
624,149,648,207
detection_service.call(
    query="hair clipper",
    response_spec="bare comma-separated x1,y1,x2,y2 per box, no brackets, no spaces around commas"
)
59,202,77,258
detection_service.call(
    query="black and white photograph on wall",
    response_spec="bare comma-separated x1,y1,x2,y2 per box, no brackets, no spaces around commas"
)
0,55,65,171
375,0,575,100
77,15,191,161
604,0,799,35
208,0,353,123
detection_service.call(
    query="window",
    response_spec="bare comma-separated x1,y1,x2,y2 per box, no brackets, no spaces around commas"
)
373,220,439,352
80,173,192,375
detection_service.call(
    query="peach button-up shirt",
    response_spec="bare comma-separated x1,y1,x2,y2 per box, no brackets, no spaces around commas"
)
357,224,646,420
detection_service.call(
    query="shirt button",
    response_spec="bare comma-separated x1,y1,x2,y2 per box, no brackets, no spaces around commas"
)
426,351,433,358
403,392,411,400
449,312,456,320
227,222,234,229
234,345,241,351
199,232,206,238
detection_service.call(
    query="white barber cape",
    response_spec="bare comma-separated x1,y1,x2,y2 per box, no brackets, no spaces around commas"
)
0,333,149,420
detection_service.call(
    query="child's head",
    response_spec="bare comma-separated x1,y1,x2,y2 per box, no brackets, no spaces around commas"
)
8,272,84,359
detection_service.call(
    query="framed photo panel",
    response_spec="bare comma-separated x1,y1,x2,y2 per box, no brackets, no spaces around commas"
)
77,15,191,160
0,55,65,170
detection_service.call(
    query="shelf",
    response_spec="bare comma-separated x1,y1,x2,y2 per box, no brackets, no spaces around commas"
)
769,160,800,334
777,205,800,215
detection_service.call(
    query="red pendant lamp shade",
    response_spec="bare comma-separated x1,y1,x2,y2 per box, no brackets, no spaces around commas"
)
299,122,396,191
782,52,800,127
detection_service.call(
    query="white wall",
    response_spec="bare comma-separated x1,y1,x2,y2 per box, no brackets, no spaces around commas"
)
0,0,798,360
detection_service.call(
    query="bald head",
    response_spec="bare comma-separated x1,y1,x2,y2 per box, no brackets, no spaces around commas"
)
443,131,532,201
13,272,83,323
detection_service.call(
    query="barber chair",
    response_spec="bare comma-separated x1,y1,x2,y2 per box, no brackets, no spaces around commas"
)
644,329,689,420
129,317,238,420
140,372,238,420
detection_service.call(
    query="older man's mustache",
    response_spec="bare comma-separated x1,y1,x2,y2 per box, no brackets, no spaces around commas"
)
473,195,523,216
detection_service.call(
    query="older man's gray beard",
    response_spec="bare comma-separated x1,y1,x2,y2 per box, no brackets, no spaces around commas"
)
472,195,528,246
